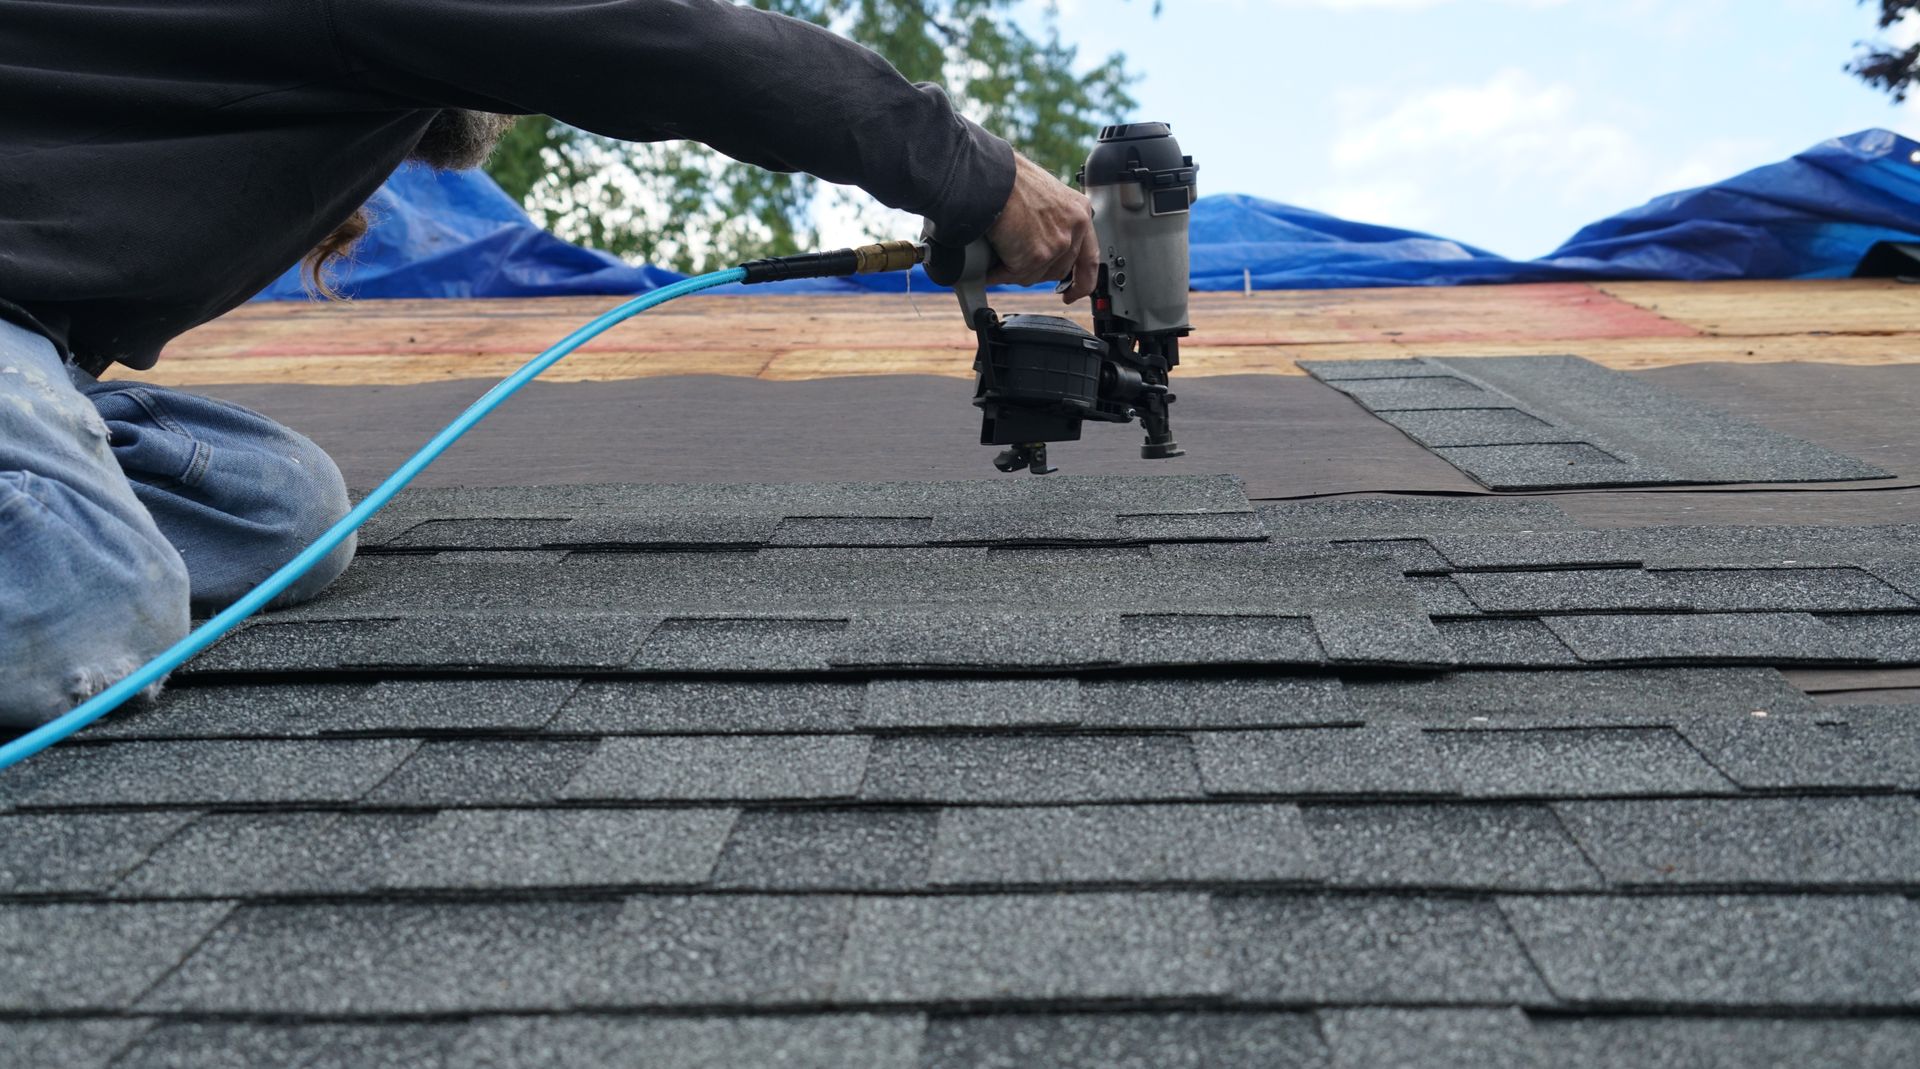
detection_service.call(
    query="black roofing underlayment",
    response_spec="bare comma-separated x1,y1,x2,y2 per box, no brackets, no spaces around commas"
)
7,475,1920,1067
1300,356,1895,490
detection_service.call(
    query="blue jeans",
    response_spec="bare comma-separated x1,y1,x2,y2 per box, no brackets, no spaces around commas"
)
1,319,355,727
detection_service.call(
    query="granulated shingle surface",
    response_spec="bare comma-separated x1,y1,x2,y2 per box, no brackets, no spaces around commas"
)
836,893,1229,1002
1212,893,1552,1004
1302,356,1892,489
1499,895,1920,1007
13,474,1920,1062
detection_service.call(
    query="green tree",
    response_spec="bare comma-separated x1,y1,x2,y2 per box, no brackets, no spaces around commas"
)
485,1,1139,273
1850,1,1920,100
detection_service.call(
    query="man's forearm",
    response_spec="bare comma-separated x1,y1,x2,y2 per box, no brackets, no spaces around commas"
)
327,0,1016,242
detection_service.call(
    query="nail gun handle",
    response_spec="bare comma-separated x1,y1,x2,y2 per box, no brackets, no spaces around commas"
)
921,224,998,331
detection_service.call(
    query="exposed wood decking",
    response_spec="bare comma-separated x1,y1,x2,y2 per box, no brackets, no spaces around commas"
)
126,279,1920,387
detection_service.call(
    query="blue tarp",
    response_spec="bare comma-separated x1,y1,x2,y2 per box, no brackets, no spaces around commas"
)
255,128,1920,301
253,162,685,300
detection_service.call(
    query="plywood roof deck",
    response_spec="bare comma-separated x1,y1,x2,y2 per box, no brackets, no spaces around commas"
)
128,278,1920,388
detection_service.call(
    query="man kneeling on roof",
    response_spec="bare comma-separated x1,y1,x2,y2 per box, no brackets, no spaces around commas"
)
0,0,1100,727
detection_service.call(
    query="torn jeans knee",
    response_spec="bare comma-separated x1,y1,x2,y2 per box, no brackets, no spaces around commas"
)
1,319,192,729
0,470,191,729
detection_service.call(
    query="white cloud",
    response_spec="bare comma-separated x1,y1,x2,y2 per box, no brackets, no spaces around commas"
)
1308,69,1692,253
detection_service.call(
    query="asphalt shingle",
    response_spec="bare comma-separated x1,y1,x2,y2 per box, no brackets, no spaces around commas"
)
1543,613,1852,665
0,1020,154,1069
1676,715,1901,789
1,739,417,808
1301,804,1603,890
1452,569,1685,615
1256,497,1575,541
770,515,935,547
833,609,1120,669
0,811,196,894
928,804,1321,886
446,1015,924,1069
1426,728,1737,798
1827,703,1920,787
1430,443,1645,491
323,677,579,734
1435,619,1582,668
1499,895,1920,1007
114,1023,457,1069
1116,613,1327,665
1812,612,1920,663
196,612,660,672
1347,667,1818,726
0,902,232,1010
1407,575,1479,616
253,813,440,896
369,808,738,891
859,678,1083,730
1329,537,1452,575
1421,531,1642,571
362,739,599,806
559,736,870,801
1320,1008,1543,1069
1195,728,1459,797
87,683,369,740
1552,797,1920,887
1212,894,1551,1004
1306,355,1891,489
1654,567,1918,612
550,680,864,734
1535,1017,1920,1069
1374,406,1566,447
711,809,936,890
929,508,1125,544
1310,608,1454,667
1319,373,1498,410
1077,677,1355,730
918,1013,1330,1069
630,617,851,671
141,900,625,1014
112,813,342,898
862,735,1203,803
1115,511,1269,542
836,893,1228,1002
593,895,852,1006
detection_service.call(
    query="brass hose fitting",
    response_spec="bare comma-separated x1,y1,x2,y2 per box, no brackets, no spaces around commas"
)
851,239,924,275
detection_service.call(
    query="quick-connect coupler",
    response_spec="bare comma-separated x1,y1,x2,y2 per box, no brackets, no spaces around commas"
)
738,239,923,284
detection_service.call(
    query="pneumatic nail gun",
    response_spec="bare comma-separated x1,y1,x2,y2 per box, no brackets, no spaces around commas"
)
923,122,1198,475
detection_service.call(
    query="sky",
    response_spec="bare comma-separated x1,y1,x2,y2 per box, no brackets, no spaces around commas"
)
989,0,1920,259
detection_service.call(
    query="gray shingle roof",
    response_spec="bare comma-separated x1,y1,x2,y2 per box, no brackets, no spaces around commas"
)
1300,356,1894,488
6,475,1920,1065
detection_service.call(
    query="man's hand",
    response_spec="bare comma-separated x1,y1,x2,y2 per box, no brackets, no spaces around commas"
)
985,153,1099,304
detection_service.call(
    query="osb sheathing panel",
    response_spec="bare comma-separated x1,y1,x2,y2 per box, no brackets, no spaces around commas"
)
126,279,1920,387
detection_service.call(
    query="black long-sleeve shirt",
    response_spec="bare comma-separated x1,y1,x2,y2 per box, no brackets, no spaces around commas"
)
0,0,1016,372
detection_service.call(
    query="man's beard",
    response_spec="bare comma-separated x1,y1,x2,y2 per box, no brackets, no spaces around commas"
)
409,109,516,170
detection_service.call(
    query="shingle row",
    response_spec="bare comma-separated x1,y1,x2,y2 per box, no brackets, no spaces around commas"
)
1299,355,1892,489
355,474,1263,550
21,1010,1920,1069
7,892,1917,1014
101,667,1827,740
14,796,1920,899
98,667,1823,741
176,607,1920,674
0,727,1872,813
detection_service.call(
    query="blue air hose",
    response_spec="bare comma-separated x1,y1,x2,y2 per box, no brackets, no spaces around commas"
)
0,267,748,772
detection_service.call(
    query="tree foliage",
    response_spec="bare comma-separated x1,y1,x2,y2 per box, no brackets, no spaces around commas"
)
484,1,1139,273
1850,1,1920,101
